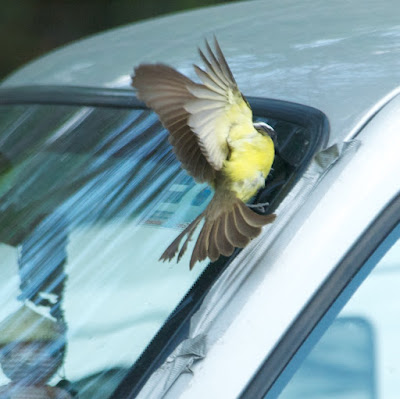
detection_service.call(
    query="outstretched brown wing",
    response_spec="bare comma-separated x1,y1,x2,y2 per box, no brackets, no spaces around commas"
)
131,38,254,181
185,38,253,171
132,64,215,183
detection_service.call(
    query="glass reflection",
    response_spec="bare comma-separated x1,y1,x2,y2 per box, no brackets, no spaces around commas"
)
0,104,210,397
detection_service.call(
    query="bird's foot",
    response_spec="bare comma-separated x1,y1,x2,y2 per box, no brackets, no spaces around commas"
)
247,202,270,213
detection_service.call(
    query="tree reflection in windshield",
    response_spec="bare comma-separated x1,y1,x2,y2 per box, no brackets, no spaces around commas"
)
0,104,211,397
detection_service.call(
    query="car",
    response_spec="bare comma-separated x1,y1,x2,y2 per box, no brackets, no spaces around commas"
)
0,0,399,398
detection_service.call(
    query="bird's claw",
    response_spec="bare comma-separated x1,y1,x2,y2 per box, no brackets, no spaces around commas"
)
248,202,270,213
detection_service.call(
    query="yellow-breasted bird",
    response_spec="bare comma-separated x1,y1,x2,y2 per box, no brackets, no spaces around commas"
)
132,38,276,269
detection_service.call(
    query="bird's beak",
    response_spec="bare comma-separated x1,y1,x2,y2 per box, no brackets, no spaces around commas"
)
268,128,278,147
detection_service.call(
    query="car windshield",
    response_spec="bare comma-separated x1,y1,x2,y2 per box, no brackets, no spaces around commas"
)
0,89,327,397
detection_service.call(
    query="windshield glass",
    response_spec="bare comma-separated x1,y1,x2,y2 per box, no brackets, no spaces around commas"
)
0,97,326,397
0,104,213,396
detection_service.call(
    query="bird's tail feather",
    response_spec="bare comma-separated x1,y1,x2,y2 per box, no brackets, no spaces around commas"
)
160,191,276,269
190,195,275,269
159,212,205,264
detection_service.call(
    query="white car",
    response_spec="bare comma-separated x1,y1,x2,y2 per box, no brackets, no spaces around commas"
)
0,0,399,398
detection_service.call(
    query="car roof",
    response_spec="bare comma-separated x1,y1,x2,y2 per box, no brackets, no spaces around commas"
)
2,0,400,146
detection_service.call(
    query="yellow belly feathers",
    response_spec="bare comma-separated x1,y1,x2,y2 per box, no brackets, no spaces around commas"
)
223,126,275,202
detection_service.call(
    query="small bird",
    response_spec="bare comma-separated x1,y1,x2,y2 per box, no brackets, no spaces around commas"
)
132,38,276,269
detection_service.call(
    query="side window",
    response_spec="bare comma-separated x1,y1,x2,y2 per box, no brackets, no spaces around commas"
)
278,226,400,399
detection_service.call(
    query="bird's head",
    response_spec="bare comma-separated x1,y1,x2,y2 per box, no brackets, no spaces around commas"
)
253,122,277,146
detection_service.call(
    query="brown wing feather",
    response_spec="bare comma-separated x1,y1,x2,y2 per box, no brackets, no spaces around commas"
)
233,204,262,237
213,36,237,84
132,64,215,183
216,214,235,256
207,222,220,262
132,39,247,179
193,220,212,266
226,211,250,248
238,204,277,227
159,212,204,262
